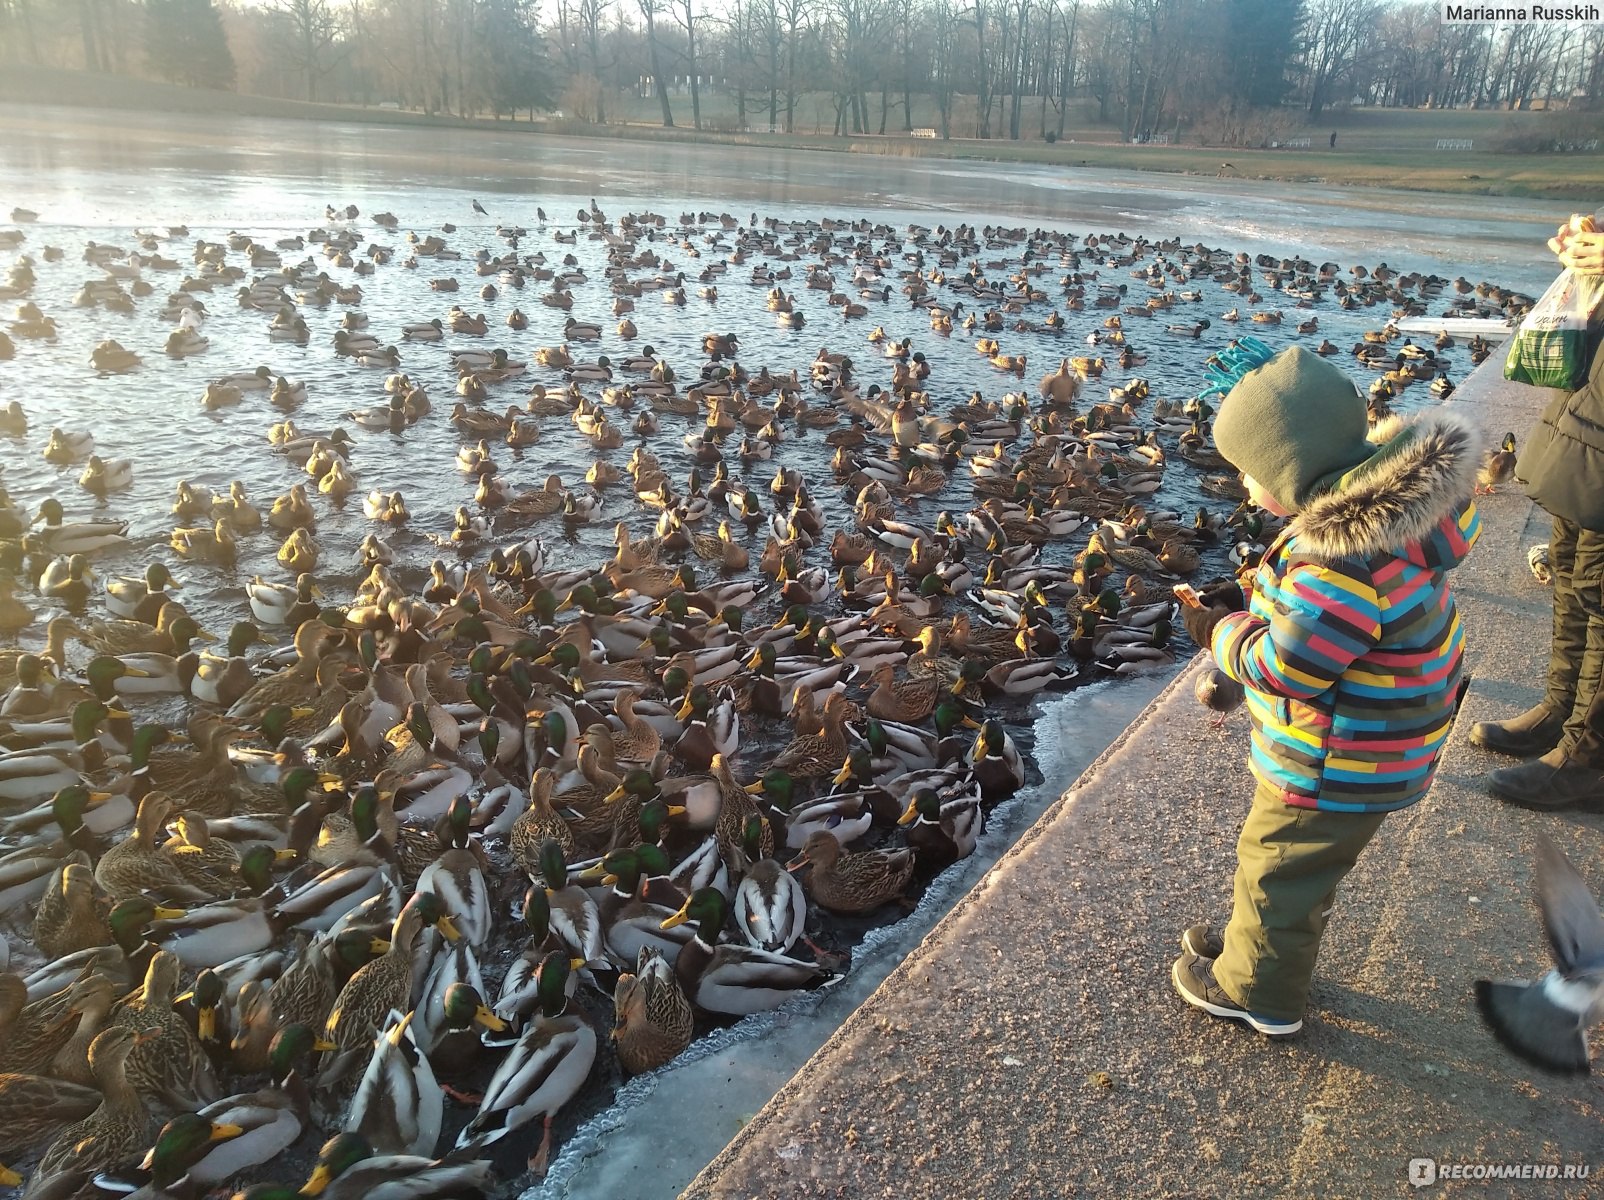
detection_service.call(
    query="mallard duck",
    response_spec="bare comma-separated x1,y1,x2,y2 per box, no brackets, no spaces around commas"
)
75,602,207,658
581,843,689,966
32,498,131,556
864,662,940,723
170,517,239,567
0,1068,101,1184
666,686,736,772
161,808,241,888
33,854,108,960
0,651,58,719
277,528,320,575
264,1131,492,1199
323,895,460,1058
1478,431,1517,493
42,427,94,464
659,886,825,1015
95,794,214,903
898,782,983,869
414,797,492,948
955,656,1075,698
35,553,97,609
0,581,34,637
227,620,334,721
969,717,1025,799
346,1010,447,1157
769,690,853,778
108,950,222,1110
732,815,807,954
257,928,385,1041
268,484,317,532
77,454,134,496
534,838,605,966
613,944,693,1075
248,573,322,626
28,1028,152,1193
607,688,661,763
456,951,596,1173
788,829,914,914
511,767,575,875
190,622,265,707
104,563,183,623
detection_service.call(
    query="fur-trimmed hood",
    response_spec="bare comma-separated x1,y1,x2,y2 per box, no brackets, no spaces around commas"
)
1293,409,1483,562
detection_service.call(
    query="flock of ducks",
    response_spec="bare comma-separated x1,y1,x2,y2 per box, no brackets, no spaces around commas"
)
0,195,1528,1199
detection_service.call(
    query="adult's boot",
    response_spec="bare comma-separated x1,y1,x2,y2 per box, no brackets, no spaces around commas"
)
1467,702,1567,758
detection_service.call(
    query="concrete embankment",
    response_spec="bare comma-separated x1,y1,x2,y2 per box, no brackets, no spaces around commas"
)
679,359,1604,1200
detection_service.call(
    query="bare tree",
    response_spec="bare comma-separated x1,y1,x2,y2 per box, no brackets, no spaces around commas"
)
779,0,809,131
277,0,341,101
637,0,674,125
578,0,611,121
674,0,702,129
1300,0,1374,117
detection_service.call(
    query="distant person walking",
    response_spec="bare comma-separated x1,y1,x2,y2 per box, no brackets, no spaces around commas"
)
1475,211,1604,809
1173,346,1481,1037
1329,130,1337,149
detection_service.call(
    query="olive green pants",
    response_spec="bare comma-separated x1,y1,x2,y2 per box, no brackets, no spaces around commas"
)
1546,515,1604,762
1212,784,1387,1023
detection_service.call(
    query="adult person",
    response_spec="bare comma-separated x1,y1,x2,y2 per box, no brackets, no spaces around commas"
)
1473,213,1604,809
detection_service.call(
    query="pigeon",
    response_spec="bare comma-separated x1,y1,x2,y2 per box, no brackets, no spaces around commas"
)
472,198,488,216
1529,542,1553,586
1475,837,1604,1075
1194,656,1245,727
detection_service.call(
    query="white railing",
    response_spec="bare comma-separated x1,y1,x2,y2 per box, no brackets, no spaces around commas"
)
911,128,937,138
1435,138,1474,150
1278,136,1311,149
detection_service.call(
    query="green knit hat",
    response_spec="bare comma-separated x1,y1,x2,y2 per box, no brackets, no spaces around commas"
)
1212,346,1372,512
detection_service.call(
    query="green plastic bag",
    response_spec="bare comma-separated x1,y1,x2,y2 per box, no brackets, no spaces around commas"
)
1504,269,1604,391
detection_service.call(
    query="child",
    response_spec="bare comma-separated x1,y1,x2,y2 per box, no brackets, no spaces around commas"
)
1173,345,1482,1036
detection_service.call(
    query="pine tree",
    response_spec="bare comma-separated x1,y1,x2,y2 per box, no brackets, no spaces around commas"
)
145,0,236,90
1224,0,1303,109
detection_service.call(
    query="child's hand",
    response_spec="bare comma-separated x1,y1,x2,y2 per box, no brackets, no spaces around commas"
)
1198,579,1246,612
1182,603,1233,649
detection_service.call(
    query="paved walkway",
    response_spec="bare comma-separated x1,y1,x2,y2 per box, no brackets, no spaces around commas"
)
682,363,1604,1199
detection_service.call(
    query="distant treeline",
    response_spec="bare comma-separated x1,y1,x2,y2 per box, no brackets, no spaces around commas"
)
2,0,1601,143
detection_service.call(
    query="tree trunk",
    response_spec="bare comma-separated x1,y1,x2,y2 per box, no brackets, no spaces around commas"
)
901,36,913,129
589,27,606,121
1008,1,1028,139
784,12,798,132
974,0,991,137
1058,1,1076,138
74,0,97,70
305,24,318,99
683,0,701,130
644,4,674,126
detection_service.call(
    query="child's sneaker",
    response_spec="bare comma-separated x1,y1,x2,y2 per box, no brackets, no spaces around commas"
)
1180,915,1334,961
1171,951,1303,1037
